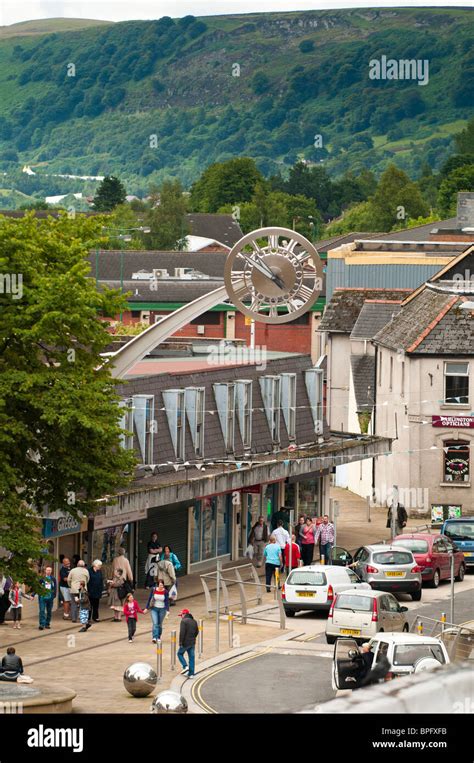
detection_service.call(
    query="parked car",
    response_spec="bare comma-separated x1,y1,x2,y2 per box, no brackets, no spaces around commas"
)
442,517,474,569
281,565,371,616
332,633,450,690
325,589,409,644
347,544,422,601
392,533,466,587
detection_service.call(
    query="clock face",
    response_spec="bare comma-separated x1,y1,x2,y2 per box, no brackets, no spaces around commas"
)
224,227,323,324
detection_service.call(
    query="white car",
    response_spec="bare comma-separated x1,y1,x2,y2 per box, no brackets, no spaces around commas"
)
281,564,371,616
332,632,450,690
325,589,409,644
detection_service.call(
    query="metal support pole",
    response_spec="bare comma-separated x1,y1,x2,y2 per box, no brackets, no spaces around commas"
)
417,621,423,636
450,553,455,625
274,568,280,600
198,619,204,658
228,611,234,648
366,495,371,523
216,560,222,652
441,612,446,633
170,630,177,671
156,639,162,682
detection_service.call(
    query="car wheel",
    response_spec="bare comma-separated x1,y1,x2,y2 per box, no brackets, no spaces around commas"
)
411,590,422,601
284,609,296,618
430,569,440,588
326,635,336,645
456,564,465,582
403,623,409,632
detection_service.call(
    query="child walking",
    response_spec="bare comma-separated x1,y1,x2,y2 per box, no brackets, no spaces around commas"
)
9,582,32,629
123,593,147,643
77,581,92,632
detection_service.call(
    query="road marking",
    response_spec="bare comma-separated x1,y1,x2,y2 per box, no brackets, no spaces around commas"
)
191,647,272,714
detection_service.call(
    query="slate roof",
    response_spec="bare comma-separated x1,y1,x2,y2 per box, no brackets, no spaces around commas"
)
318,288,411,333
373,286,474,355
351,300,402,340
186,213,243,247
316,232,384,251
88,250,228,281
99,278,224,303
350,355,376,413
376,218,458,242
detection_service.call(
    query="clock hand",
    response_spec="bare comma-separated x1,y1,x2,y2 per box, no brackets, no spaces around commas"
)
240,253,286,289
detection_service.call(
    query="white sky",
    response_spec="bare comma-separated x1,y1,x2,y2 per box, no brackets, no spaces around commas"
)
0,1,471,27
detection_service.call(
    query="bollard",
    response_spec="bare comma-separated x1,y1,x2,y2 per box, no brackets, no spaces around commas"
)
170,630,177,671
156,639,163,682
228,611,234,648
198,619,204,658
441,612,446,633
274,569,280,599
417,621,423,636
320,555,325,565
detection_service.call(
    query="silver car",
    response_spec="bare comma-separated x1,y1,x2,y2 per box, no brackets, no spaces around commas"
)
350,544,422,601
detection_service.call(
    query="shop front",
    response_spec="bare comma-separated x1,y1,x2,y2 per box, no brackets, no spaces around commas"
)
91,506,146,587
284,471,328,519
42,514,89,605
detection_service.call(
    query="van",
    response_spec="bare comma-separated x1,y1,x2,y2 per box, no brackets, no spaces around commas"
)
442,517,474,568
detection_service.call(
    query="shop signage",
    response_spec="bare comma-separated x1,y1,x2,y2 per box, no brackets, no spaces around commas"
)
43,515,83,538
242,485,261,494
94,507,147,530
432,415,474,428
431,504,462,523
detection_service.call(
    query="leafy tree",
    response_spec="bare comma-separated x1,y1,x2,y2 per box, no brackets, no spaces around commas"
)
0,214,135,585
454,117,474,155
299,39,314,53
190,158,263,212
145,179,188,249
370,164,429,230
324,201,379,235
440,154,474,177
252,71,270,95
93,176,127,211
438,166,474,215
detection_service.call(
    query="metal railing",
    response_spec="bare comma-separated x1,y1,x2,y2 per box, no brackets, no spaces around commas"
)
410,615,474,661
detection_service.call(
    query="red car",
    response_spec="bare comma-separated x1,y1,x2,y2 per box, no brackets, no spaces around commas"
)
392,533,466,588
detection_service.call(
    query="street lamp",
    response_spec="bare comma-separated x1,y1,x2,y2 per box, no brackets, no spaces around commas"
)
100,226,151,321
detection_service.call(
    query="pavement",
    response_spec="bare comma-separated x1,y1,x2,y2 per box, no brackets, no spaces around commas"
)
0,487,465,714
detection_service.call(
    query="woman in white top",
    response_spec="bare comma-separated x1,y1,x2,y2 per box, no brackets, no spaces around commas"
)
145,579,170,643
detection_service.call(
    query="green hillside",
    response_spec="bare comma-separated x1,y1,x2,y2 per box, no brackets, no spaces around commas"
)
0,7,472,197
0,18,113,39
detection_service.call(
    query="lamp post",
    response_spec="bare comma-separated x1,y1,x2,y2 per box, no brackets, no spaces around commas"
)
101,226,151,322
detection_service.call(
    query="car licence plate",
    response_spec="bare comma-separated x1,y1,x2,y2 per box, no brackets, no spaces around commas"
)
385,571,405,577
340,628,361,636
296,591,315,598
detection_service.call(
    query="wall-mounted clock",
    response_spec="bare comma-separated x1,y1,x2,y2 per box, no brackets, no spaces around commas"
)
224,227,323,324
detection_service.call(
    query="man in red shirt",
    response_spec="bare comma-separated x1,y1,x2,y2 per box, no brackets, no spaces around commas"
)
284,534,301,576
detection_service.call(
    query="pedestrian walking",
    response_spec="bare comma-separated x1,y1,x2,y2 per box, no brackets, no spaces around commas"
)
284,535,301,575
59,558,72,620
300,517,316,566
271,507,290,532
386,503,408,537
263,536,282,593
67,560,90,623
273,520,290,571
37,566,57,630
87,560,104,622
296,516,306,549
123,593,147,643
0,574,13,625
9,582,32,629
77,581,92,632
145,533,162,588
112,548,134,587
156,557,176,604
315,515,335,565
248,516,269,568
161,546,181,604
146,579,170,643
108,568,126,622
177,609,199,678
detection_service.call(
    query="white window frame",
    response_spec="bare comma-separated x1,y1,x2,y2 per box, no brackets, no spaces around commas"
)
162,389,186,462
281,373,297,441
119,397,134,451
259,375,281,446
132,394,155,465
235,380,253,451
213,383,236,454
444,361,469,405
304,368,324,436
185,387,205,458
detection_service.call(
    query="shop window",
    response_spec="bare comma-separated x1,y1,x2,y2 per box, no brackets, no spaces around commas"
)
213,382,235,453
235,380,252,450
443,440,470,483
281,373,297,441
190,311,221,325
259,375,281,445
185,387,205,458
132,395,155,464
444,362,469,404
162,389,186,461
304,368,324,436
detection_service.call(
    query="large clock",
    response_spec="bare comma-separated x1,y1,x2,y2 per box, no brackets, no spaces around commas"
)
224,227,323,324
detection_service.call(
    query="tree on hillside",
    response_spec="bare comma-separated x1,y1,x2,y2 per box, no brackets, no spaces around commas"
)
145,179,188,250
370,164,429,230
454,117,474,155
218,187,321,237
190,158,263,213
0,214,135,585
438,166,474,216
93,175,127,211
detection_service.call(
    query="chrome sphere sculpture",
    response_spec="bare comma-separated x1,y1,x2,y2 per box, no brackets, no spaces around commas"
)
151,690,188,714
123,662,157,697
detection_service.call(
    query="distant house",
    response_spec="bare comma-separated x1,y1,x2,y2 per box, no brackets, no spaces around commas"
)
185,213,244,250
